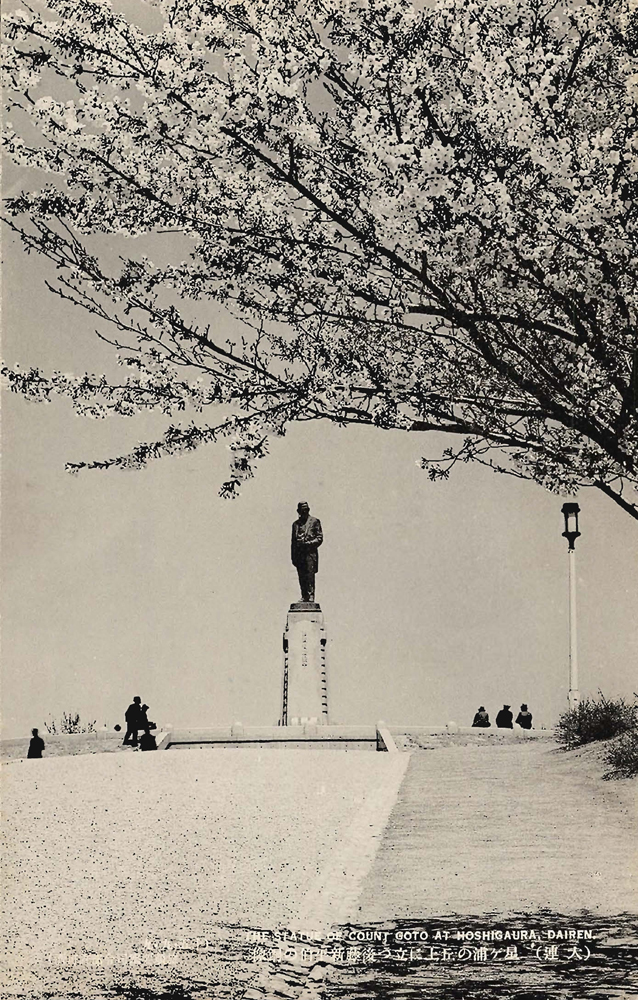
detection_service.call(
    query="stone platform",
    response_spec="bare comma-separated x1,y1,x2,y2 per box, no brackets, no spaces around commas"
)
161,724,398,751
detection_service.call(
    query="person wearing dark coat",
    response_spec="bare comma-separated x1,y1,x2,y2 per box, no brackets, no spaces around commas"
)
472,707,491,728
27,728,45,758
139,704,151,736
496,704,514,728
291,501,323,603
516,704,533,729
139,731,157,751
123,696,142,745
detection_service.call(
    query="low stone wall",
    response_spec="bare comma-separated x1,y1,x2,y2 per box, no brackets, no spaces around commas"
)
2,724,555,759
390,725,555,750
2,730,170,760
166,724,380,750
1,732,127,760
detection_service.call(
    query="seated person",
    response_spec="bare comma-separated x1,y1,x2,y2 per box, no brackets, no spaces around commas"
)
472,706,491,728
515,704,533,729
139,731,157,751
496,704,514,728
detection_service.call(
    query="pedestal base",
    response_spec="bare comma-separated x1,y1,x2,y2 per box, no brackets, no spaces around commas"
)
281,603,328,725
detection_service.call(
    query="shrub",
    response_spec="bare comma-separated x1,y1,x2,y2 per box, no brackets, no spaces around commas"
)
603,732,638,780
45,712,97,735
556,692,638,750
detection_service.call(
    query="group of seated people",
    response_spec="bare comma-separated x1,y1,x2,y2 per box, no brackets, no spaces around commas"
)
472,703,533,729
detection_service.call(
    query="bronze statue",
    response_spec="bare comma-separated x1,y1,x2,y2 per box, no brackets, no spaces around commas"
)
291,501,323,602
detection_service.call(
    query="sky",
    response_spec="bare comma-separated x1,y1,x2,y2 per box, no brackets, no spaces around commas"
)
2,225,637,740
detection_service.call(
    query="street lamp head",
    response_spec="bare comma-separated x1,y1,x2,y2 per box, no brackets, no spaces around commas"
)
561,502,581,550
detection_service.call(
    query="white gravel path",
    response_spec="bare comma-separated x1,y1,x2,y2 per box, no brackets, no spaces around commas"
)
1,748,407,996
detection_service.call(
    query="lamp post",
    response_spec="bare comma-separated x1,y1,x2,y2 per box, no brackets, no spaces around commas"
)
561,503,581,710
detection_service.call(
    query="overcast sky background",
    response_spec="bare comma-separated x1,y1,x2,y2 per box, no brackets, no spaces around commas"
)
3,226,637,740
2,0,637,740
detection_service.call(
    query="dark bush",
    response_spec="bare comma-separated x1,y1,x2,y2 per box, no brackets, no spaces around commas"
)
603,731,638,780
556,692,638,750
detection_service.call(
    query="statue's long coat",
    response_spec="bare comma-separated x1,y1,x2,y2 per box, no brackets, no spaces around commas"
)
291,515,323,572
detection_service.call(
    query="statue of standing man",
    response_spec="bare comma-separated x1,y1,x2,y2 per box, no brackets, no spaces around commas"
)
291,501,323,603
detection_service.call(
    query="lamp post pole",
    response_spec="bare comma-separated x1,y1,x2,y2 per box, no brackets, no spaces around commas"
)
567,542,579,709
561,503,581,710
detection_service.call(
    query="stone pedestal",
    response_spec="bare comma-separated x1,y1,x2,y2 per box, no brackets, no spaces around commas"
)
281,602,328,725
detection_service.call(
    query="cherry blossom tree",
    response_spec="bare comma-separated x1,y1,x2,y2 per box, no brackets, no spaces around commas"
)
3,0,637,517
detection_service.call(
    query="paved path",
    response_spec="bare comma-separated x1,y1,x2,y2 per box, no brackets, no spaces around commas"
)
353,741,638,921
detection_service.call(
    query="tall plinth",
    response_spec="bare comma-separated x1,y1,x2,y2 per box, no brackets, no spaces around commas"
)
281,602,328,725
